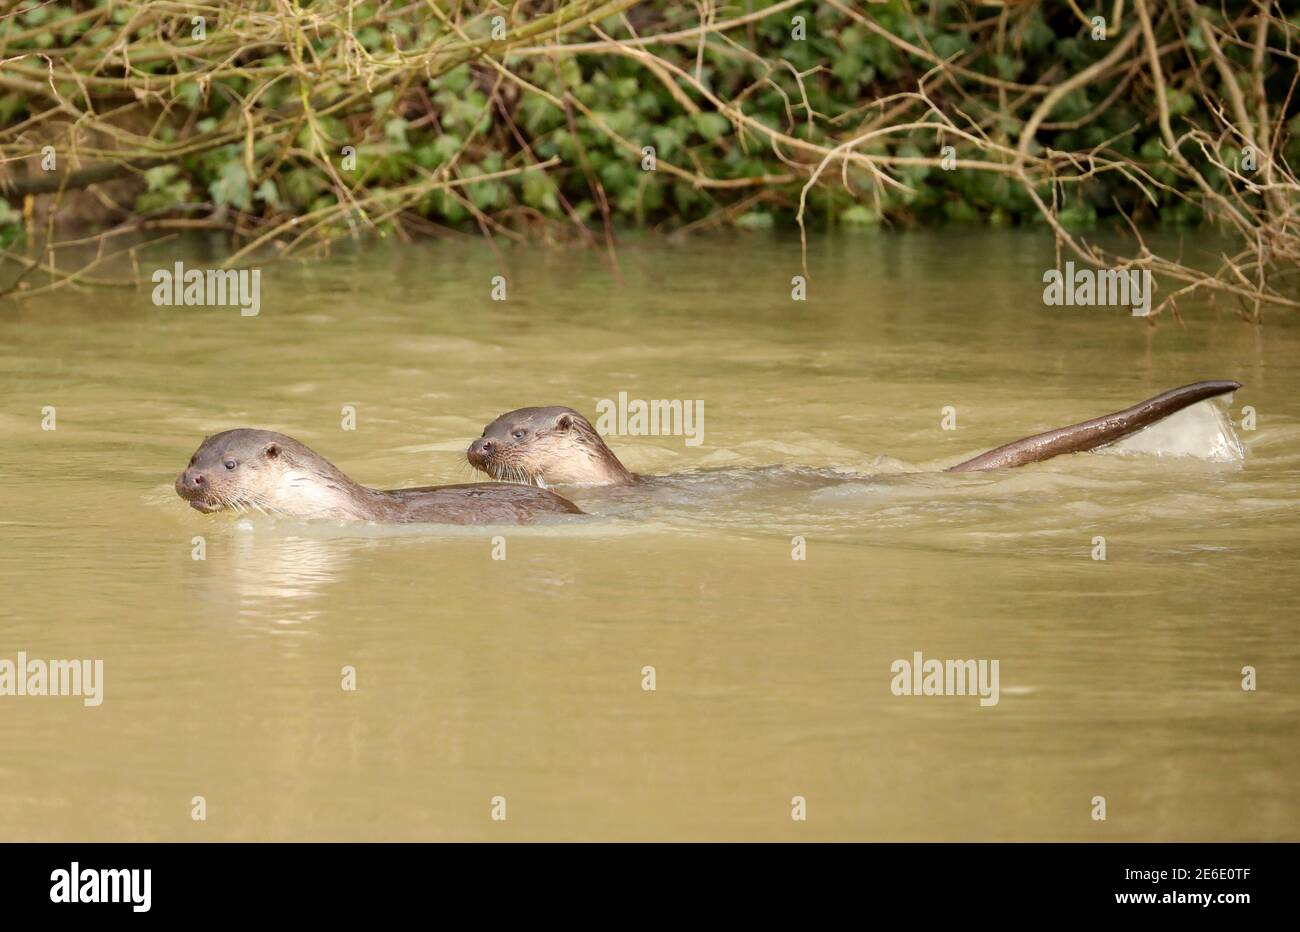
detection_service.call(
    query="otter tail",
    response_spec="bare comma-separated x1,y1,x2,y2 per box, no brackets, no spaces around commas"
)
945,380,1242,473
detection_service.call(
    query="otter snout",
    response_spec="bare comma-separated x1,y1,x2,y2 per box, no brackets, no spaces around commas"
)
175,467,206,497
467,437,495,470
175,468,222,512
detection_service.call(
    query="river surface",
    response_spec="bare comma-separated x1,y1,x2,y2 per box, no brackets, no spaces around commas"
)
1,231,1296,840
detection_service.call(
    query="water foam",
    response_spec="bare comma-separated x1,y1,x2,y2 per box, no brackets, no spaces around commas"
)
1104,396,1244,462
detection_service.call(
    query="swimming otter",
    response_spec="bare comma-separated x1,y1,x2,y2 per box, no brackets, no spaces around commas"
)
176,428,583,523
468,408,637,487
466,381,1242,487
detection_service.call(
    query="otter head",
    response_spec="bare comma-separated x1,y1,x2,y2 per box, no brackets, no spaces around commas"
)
467,406,634,487
175,428,294,514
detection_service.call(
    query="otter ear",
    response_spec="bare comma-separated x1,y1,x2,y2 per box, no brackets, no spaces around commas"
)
264,441,281,459
556,414,573,431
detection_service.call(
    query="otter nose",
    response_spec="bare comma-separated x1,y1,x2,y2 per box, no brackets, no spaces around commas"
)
467,438,494,468
182,468,205,489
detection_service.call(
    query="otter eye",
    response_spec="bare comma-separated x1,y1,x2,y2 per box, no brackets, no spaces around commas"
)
512,429,526,440
556,415,572,431
224,460,237,470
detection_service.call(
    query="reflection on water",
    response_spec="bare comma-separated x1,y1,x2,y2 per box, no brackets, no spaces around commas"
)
0,231,1296,840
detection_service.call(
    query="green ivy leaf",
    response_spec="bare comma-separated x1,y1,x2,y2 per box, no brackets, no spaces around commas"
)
692,111,730,142
144,165,180,191
384,117,410,150
0,197,22,225
734,211,774,229
209,161,252,211
255,179,282,210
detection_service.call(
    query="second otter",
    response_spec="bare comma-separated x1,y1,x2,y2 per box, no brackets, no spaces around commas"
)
466,381,1243,488
176,429,582,523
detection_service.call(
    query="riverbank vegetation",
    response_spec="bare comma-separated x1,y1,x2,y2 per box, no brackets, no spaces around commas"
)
1,1,1297,318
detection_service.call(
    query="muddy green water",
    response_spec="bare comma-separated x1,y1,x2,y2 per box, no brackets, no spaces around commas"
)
1,231,1297,840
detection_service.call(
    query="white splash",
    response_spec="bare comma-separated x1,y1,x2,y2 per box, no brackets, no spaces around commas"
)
1105,396,1244,462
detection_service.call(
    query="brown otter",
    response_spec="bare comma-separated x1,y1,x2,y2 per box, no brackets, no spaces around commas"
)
176,428,583,523
466,381,1242,487
467,408,637,487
